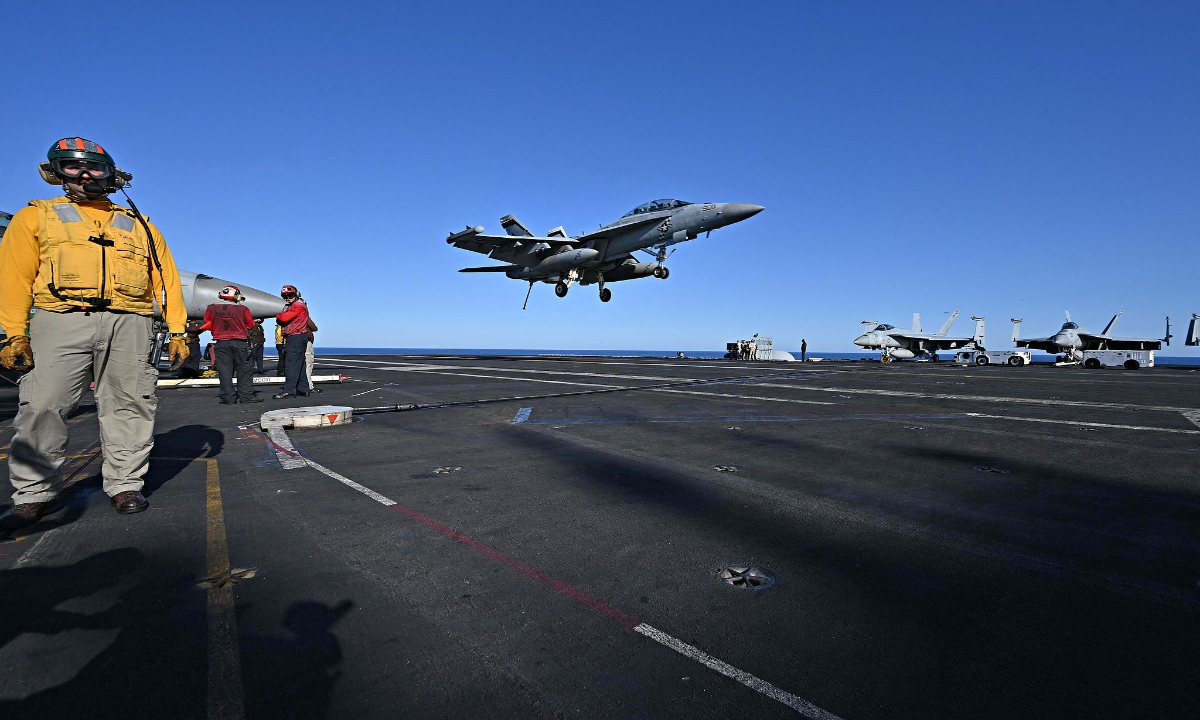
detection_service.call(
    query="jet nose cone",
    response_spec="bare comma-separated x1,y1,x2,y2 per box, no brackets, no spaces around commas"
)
853,335,870,347
718,203,765,226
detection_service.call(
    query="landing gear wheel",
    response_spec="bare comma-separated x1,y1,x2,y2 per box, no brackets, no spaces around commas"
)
653,266,669,279
975,355,990,365
1008,356,1024,366
554,282,568,298
599,288,612,303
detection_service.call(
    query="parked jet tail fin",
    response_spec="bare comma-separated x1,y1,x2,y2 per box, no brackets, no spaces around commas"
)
1164,316,1172,347
969,316,985,348
1011,319,1023,343
1187,314,1200,346
500,215,534,237
1101,310,1123,336
912,313,922,333
546,226,569,238
936,310,960,336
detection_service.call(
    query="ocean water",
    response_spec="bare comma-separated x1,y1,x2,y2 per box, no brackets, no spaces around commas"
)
299,348,1200,366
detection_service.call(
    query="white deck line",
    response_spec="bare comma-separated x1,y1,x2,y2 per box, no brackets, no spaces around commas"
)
295,449,839,718
747,383,1199,414
1183,410,1200,429
650,388,835,406
964,413,1200,435
634,623,845,719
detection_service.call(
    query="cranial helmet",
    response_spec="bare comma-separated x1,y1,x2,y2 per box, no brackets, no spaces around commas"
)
281,285,300,299
39,137,131,192
219,285,243,302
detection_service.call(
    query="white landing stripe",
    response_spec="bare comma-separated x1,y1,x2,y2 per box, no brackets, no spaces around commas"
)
294,449,843,719
751,383,1198,414
301,457,398,507
406,369,625,388
511,407,533,424
265,426,308,470
651,388,835,406
349,387,382,398
1183,410,1200,429
326,358,686,383
634,624,844,719
966,413,1200,435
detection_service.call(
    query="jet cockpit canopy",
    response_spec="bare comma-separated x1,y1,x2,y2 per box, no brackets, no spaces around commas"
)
621,199,692,218
1062,322,1078,330
874,324,895,331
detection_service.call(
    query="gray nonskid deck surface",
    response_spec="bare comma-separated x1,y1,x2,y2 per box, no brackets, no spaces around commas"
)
1,356,1198,719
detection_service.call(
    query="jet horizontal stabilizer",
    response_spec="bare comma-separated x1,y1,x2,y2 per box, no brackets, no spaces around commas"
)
459,265,517,272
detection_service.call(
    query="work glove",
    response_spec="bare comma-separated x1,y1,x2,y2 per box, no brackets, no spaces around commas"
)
0,335,34,372
167,335,190,372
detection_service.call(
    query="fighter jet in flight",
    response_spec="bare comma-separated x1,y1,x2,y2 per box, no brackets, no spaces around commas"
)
853,311,982,362
446,199,764,305
1011,311,1170,361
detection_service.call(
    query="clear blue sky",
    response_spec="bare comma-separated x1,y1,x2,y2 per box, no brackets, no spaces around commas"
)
3,1,1197,353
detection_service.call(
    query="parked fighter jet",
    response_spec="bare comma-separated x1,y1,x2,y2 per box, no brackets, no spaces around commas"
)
178,270,284,319
446,199,763,305
853,311,982,362
1011,311,1170,361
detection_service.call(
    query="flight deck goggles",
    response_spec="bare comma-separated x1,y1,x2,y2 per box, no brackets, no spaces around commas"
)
50,158,115,180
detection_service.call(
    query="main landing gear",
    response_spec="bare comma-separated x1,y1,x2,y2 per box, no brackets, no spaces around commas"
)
653,266,670,279
554,268,584,298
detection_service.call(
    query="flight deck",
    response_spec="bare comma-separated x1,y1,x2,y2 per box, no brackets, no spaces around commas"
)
0,355,1197,719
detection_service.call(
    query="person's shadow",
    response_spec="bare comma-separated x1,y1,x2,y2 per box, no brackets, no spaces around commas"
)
143,424,225,497
0,547,209,720
240,600,354,720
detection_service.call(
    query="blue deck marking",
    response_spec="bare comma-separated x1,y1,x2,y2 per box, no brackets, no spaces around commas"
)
511,407,533,424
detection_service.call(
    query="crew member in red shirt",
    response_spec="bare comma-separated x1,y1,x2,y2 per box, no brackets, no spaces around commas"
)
201,285,261,404
273,284,311,399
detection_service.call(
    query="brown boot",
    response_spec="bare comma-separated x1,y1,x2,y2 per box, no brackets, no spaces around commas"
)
0,500,60,532
111,491,149,514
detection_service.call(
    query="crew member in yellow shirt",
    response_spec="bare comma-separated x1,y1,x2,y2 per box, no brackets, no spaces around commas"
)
0,138,189,530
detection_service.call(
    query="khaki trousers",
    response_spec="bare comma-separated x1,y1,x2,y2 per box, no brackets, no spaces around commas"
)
8,311,159,503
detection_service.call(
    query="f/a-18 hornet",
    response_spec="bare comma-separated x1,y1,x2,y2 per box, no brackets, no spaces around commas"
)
853,311,983,362
446,199,763,305
1011,311,1170,361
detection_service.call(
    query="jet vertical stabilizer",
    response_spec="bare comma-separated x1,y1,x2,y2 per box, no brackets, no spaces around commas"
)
1187,314,1200,346
970,316,985,349
1011,319,1023,343
1101,311,1123,336
936,311,960,336
500,215,534,237
912,313,922,333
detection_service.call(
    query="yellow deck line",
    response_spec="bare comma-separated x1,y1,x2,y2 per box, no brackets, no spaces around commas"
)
205,458,245,720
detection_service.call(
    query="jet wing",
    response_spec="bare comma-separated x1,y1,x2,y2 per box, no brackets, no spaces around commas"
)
1015,338,1059,351
446,227,575,256
890,333,976,349
458,265,517,272
574,214,666,243
1085,335,1164,349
